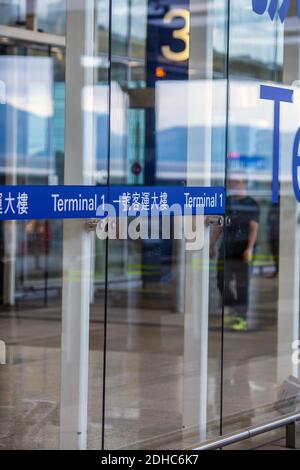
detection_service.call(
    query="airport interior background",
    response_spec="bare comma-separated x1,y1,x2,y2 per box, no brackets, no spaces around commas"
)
0,0,300,450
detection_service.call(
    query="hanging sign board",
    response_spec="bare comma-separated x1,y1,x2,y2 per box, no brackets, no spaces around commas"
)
0,185,225,220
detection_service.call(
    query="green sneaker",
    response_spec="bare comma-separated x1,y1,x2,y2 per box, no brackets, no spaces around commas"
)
224,315,248,332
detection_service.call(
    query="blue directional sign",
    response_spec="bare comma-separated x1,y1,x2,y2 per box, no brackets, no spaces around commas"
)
108,186,225,217
0,185,225,220
0,186,107,221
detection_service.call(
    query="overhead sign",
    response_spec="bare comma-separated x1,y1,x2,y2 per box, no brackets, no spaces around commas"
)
109,186,225,217
0,186,106,221
147,0,190,85
0,186,225,220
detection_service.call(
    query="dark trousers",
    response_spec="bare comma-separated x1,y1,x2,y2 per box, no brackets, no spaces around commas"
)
217,256,250,319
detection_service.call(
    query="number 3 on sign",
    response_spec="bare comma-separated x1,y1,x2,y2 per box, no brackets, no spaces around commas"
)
161,9,190,62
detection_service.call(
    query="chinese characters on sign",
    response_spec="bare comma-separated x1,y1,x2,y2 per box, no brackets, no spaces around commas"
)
0,186,225,221
116,191,169,213
0,192,29,216
109,186,225,217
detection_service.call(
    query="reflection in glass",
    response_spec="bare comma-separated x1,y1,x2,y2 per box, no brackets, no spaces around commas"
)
0,1,107,450
221,0,300,437
102,0,226,450
0,0,26,26
1,0,300,452
37,0,66,35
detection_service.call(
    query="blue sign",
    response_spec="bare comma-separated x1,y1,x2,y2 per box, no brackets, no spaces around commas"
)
252,0,300,23
0,186,107,221
0,186,225,220
147,0,190,85
109,186,225,217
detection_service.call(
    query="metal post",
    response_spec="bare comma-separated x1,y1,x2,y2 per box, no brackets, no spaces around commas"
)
193,411,300,450
286,422,296,449
183,0,213,439
0,340,6,365
2,52,18,306
60,0,95,450
26,0,37,31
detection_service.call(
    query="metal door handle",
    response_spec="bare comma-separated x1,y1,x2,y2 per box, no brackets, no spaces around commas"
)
225,216,232,227
205,215,224,227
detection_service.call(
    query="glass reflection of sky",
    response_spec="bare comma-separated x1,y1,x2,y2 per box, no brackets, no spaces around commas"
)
98,0,147,40
0,0,26,25
214,0,284,67
37,0,66,35
230,10,283,67
86,78,300,183
156,79,299,181
0,56,55,177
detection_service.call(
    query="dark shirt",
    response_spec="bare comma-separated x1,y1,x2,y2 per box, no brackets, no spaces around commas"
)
268,204,279,242
224,196,260,258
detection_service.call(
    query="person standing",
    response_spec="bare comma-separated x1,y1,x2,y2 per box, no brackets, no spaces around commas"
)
210,177,260,332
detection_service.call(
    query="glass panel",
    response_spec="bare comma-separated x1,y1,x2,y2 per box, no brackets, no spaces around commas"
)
0,2,107,450
3,0,300,452
220,0,300,435
37,0,66,36
0,41,64,449
0,0,26,26
0,0,66,35
103,0,227,449
86,0,110,450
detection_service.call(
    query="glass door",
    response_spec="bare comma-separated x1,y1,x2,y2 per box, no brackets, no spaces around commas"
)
3,0,300,452
219,0,300,440
102,0,300,450
0,1,106,450
101,0,228,450
0,0,229,451
0,39,66,449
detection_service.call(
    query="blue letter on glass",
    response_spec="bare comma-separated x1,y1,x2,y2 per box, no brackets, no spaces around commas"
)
293,128,300,202
252,0,269,15
252,0,299,23
260,85,294,204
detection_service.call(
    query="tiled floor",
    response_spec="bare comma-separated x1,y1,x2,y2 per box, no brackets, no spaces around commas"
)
257,439,300,450
0,272,299,450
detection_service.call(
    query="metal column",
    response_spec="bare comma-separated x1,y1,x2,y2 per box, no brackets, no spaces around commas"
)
60,0,96,450
183,0,214,439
